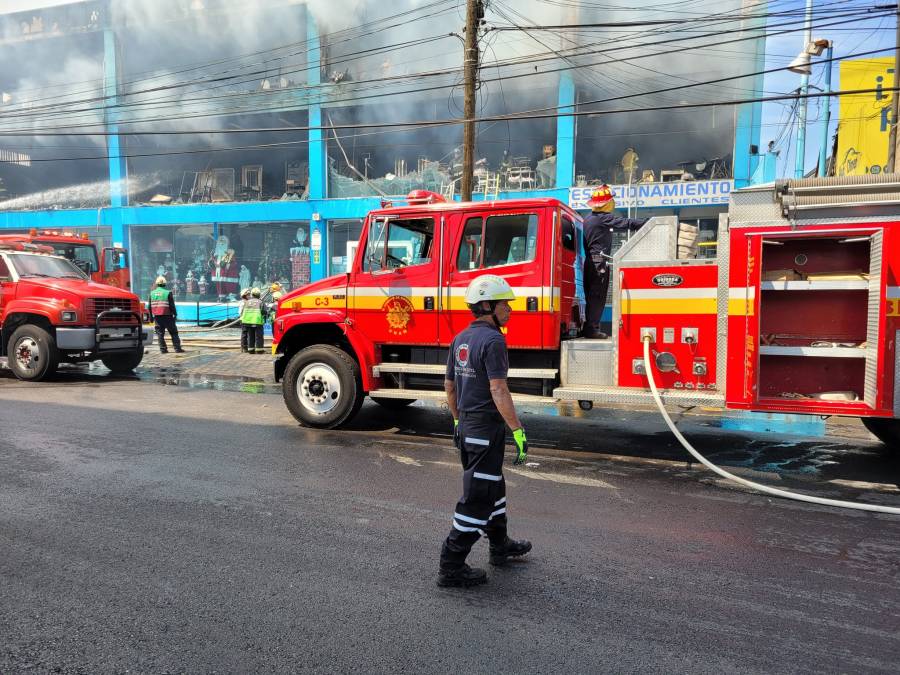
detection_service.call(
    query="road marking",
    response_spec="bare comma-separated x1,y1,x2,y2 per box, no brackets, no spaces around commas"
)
386,453,617,490
828,479,899,493
506,467,618,490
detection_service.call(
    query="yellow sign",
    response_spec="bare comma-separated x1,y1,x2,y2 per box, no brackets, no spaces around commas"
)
836,58,894,176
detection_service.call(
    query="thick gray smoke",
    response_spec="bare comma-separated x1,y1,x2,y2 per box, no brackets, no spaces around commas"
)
0,0,752,208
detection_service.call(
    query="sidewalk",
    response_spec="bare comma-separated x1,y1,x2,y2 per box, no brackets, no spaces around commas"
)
140,327,273,381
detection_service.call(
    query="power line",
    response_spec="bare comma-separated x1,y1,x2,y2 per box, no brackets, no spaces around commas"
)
2,5,886,134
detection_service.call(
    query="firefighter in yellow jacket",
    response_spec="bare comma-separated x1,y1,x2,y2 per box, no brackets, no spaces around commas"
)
240,287,266,353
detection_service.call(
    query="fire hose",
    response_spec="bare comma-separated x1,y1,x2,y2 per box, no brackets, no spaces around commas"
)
642,336,900,515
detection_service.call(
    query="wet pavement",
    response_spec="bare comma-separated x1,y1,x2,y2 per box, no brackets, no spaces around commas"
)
1,355,898,496
1,379,898,672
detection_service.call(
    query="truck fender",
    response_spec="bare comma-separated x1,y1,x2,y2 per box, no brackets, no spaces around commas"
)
2,300,58,327
276,310,378,391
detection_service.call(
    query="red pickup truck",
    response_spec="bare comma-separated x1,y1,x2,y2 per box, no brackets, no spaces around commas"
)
0,242,151,381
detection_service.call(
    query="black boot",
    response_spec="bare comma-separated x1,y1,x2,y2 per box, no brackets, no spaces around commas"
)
489,538,532,566
437,563,487,588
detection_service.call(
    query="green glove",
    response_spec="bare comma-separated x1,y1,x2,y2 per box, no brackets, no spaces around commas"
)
512,428,528,465
453,418,460,448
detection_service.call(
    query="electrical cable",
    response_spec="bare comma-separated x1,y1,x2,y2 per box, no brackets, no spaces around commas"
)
0,0,875,128
642,337,900,515
2,8,889,136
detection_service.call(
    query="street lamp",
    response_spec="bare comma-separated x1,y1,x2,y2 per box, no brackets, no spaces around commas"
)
789,38,833,178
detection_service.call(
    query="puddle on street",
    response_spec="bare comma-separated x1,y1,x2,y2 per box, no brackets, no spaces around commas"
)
137,366,280,395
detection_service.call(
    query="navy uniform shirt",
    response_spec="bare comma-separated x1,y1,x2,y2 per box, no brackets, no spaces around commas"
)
583,211,646,264
446,319,509,414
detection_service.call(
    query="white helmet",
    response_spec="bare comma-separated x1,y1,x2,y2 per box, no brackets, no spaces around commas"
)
155,275,167,286
464,274,515,305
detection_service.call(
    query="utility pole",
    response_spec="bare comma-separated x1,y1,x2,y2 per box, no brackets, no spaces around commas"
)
888,0,900,172
794,0,814,179
461,0,482,201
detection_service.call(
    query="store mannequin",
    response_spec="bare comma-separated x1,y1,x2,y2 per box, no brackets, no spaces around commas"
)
208,235,240,301
239,265,251,292
290,226,311,287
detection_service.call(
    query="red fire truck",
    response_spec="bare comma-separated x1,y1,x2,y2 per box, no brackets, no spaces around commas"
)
271,177,900,451
0,241,150,380
0,230,130,289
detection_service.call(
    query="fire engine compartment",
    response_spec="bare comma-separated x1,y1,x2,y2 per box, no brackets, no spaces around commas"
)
756,234,873,403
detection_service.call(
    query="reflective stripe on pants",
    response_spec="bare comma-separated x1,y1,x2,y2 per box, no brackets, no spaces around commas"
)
440,410,508,567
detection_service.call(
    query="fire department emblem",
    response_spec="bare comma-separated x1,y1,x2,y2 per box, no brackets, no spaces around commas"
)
456,343,470,367
383,295,415,335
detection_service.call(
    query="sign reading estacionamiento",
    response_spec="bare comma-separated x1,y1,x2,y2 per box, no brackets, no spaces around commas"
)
569,180,733,210
836,57,893,176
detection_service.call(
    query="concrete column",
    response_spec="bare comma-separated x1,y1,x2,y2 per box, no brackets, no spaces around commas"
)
307,12,326,200
103,29,128,235
555,71,576,189
732,0,766,187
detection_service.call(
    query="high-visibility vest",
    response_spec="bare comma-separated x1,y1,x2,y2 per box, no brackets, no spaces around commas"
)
150,287,172,316
241,297,264,325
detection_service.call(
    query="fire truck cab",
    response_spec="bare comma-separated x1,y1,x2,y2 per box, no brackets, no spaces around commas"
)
0,241,150,381
272,178,900,451
0,230,130,289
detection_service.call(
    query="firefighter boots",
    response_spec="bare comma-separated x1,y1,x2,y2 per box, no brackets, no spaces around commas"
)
489,538,532,566
437,563,488,588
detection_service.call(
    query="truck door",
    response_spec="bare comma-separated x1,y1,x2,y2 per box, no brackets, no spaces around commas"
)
100,247,130,289
349,214,440,345
439,208,546,349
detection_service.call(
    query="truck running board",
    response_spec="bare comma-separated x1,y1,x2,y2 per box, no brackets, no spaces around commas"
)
554,385,725,409
373,363,558,379
368,388,557,405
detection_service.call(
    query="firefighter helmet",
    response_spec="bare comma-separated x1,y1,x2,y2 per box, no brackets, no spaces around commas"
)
464,274,516,305
251,287,261,298
155,275,167,286
270,282,283,292
587,184,615,210
240,287,251,298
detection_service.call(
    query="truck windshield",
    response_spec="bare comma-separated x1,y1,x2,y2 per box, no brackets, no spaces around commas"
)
8,254,87,279
41,242,98,274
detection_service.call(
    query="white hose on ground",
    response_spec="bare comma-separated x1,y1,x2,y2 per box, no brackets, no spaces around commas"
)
642,337,900,515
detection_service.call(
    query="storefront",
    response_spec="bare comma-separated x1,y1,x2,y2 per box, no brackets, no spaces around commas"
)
129,221,310,302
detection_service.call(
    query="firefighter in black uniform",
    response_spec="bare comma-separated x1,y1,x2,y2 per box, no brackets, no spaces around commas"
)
438,274,532,588
582,184,647,338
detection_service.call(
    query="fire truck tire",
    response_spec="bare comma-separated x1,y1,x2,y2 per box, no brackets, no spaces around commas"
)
8,324,59,381
283,344,363,429
371,397,416,409
101,350,144,374
861,417,900,451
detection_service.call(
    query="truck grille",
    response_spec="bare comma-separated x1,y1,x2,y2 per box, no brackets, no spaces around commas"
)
85,297,139,324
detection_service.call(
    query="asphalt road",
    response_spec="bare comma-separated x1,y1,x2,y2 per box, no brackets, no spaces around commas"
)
1,373,899,673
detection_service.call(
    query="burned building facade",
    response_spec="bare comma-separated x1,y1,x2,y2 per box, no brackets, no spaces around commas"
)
0,0,767,313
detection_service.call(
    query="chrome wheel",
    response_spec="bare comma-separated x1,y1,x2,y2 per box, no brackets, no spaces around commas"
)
296,362,342,415
14,336,42,376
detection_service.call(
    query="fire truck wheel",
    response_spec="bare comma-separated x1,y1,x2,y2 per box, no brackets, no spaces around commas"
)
861,417,900,452
371,397,416,410
101,350,144,374
283,344,363,429
8,324,59,381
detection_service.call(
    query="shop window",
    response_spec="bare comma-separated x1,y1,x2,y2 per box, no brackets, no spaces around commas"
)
130,222,305,302
456,213,538,270
363,217,435,272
